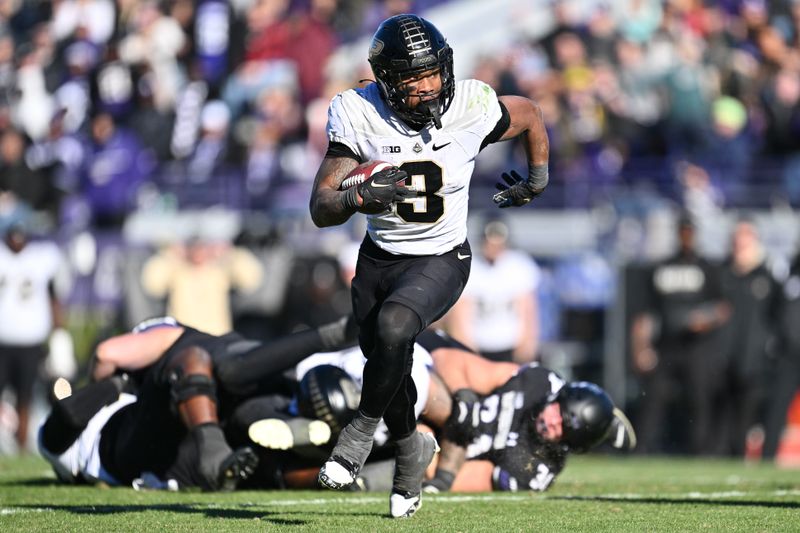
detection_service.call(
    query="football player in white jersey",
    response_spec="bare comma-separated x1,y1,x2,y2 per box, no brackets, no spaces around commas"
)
0,223,65,451
309,14,550,517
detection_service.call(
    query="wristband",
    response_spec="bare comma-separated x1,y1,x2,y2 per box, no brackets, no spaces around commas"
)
528,164,549,191
340,187,360,211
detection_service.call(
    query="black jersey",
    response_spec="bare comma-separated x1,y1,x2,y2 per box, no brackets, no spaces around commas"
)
465,364,567,491
646,253,723,345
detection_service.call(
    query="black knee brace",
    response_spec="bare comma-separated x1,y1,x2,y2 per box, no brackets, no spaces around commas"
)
168,371,217,407
162,346,217,408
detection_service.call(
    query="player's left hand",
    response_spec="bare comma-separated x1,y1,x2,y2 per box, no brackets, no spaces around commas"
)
442,388,481,445
492,170,541,208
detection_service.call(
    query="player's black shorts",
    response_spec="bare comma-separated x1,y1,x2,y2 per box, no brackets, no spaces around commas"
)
0,344,46,405
351,235,471,330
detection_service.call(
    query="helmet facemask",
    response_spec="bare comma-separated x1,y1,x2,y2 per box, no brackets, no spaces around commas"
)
369,15,455,129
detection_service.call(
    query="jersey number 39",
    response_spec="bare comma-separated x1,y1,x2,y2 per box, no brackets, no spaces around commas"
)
396,161,444,223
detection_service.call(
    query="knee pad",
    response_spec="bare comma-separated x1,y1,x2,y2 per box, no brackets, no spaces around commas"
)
376,303,421,350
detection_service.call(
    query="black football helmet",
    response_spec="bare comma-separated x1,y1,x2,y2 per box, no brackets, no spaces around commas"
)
296,365,360,435
555,382,615,453
368,14,455,128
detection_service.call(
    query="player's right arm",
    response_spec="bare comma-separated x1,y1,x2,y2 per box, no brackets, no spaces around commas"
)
92,327,184,381
310,93,365,227
309,155,361,227
433,346,519,395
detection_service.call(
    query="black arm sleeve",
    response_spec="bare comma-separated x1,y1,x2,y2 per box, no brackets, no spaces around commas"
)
325,141,364,163
479,101,511,151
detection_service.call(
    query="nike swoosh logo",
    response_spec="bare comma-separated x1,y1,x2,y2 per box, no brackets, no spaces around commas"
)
457,253,471,260
370,182,391,188
432,142,451,151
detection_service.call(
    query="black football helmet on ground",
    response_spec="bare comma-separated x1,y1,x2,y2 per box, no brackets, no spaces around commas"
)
556,382,615,453
296,365,360,435
368,14,455,128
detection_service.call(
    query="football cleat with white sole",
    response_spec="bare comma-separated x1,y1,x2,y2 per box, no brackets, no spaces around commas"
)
318,456,360,490
390,432,440,518
390,491,422,518
248,418,332,450
317,421,376,490
52,377,72,400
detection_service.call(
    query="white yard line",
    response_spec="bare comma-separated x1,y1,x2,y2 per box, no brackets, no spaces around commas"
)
3,488,799,515
1,508,54,515
550,489,800,500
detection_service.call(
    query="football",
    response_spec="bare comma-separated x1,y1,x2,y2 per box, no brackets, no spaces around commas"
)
339,160,396,190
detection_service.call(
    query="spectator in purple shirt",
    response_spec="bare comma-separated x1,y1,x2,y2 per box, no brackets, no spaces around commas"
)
80,111,153,228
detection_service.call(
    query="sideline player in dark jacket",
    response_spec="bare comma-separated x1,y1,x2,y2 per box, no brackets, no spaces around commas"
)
630,216,730,454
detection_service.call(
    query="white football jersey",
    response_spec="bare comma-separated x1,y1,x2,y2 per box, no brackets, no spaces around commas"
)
0,241,62,345
464,250,541,352
327,80,504,255
38,393,137,485
295,343,433,446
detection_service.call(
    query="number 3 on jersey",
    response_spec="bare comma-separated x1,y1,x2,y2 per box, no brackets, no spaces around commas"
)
396,161,444,223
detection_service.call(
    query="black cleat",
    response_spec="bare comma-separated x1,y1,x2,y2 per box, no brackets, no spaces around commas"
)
216,446,259,492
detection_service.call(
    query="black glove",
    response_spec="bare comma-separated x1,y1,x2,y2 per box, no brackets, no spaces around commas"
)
442,388,482,446
343,167,410,214
492,170,541,208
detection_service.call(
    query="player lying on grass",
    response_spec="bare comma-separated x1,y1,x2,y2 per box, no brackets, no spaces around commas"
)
419,330,636,493
221,341,437,490
38,316,355,491
238,329,635,493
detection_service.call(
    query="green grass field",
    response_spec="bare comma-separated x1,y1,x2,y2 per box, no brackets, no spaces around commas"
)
1,454,798,532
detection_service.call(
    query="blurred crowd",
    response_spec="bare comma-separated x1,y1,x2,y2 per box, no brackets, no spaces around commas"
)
1,0,800,462
0,0,798,234
0,0,454,235
469,0,800,212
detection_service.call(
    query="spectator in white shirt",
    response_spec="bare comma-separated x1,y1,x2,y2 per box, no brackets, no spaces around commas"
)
447,220,541,363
